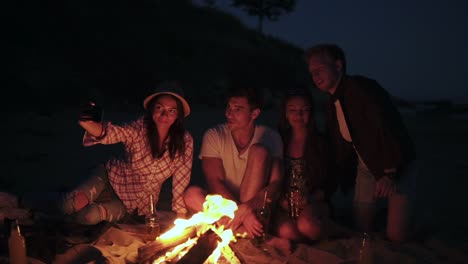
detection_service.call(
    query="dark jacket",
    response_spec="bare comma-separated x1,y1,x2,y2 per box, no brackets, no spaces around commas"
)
305,133,337,202
326,75,416,193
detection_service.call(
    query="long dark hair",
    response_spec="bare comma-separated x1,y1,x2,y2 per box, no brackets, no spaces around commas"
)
144,94,186,160
278,87,331,194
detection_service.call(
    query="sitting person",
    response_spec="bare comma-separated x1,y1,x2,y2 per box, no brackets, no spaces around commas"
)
275,86,345,243
183,85,291,254
1,81,193,225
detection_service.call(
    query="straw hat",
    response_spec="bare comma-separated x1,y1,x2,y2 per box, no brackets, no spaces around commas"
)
143,81,190,117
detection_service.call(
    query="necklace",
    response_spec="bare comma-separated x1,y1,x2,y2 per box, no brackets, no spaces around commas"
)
234,130,254,151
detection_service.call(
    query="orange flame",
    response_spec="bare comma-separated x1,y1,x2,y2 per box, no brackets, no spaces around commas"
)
152,194,240,264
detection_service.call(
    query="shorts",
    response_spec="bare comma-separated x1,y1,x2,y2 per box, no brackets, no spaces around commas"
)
354,157,418,207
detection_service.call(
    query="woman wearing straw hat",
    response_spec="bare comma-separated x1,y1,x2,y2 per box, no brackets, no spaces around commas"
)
70,81,193,224
1,81,193,224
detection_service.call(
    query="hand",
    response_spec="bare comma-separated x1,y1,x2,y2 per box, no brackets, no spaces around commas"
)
216,215,231,228
374,176,396,198
79,100,102,122
224,203,256,232
176,212,187,219
243,210,263,237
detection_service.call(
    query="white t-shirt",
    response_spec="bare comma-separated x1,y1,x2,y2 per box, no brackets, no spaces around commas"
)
335,99,371,173
199,123,283,198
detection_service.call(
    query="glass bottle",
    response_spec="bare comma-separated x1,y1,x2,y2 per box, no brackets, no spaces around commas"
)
8,219,28,264
252,191,271,248
358,232,374,264
252,206,271,247
145,194,160,241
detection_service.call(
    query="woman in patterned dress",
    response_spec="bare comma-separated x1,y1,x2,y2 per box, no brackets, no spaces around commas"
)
274,86,338,242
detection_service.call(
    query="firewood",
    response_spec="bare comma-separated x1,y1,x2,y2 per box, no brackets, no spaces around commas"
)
176,229,220,264
219,243,242,264
138,226,196,262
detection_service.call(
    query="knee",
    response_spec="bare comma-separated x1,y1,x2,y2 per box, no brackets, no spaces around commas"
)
61,191,89,215
183,186,206,211
183,186,203,202
74,204,103,225
297,216,321,240
248,144,270,161
277,222,300,241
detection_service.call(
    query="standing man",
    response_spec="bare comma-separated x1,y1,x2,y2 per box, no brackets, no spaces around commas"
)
305,44,417,242
183,85,284,239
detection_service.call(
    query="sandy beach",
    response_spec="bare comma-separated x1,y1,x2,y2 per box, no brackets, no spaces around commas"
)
2,106,468,263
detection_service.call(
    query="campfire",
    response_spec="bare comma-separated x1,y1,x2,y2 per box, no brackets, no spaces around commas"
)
138,195,245,264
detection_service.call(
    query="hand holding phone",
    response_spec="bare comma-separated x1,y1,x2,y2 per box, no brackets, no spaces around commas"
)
79,100,102,122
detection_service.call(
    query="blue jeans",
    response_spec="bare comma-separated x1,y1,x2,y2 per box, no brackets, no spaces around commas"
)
23,165,127,225
61,165,127,225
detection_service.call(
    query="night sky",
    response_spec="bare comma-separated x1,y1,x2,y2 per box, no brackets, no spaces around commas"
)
201,0,468,103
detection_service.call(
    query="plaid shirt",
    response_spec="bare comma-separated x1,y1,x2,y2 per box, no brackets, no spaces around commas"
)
83,117,193,216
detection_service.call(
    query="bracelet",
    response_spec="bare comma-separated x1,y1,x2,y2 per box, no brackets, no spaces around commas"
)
95,123,107,139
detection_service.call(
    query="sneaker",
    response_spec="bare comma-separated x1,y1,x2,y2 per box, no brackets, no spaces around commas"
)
0,192,18,208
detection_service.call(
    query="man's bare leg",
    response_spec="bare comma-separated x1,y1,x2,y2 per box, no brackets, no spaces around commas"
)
238,144,292,256
239,144,272,203
387,193,411,242
353,203,376,233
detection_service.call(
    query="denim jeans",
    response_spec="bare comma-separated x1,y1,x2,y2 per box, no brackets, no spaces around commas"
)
61,165,127,225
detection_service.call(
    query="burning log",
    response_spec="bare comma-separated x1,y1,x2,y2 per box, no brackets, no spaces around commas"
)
176,229,220,264
217,243,243,264
138,226,196,263
137,195,244,263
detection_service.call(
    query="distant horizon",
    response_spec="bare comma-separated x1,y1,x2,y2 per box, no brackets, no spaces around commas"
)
194,1,468,104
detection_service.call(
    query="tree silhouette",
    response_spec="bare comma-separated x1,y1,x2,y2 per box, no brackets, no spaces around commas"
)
231,0,296,33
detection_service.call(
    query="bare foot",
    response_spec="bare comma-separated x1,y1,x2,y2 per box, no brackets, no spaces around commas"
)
266,236,292,256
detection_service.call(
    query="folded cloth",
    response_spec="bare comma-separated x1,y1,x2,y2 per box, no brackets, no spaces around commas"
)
53,244,106,264
53,227,144,264
93,226,145,264
231,238,343,264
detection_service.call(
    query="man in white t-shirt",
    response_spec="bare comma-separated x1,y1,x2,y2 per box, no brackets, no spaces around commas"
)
184,86,284,239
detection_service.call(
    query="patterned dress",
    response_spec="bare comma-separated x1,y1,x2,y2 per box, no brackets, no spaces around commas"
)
284,156,309,218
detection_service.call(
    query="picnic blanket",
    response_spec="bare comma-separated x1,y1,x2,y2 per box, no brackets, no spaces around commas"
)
4,208,467,264
52,224,468,264
54,226,344,264
53,225,468,264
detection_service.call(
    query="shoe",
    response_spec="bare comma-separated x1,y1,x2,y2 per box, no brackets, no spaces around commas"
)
0,192,18,208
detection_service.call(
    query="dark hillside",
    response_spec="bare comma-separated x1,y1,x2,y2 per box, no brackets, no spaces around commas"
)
5,0,314,114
